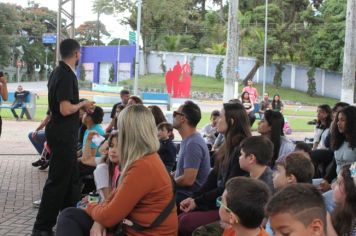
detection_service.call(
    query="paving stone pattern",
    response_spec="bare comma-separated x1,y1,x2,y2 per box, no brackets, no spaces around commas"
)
0,156,47,236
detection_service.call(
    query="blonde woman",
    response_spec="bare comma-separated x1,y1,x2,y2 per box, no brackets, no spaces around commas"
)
56,105,178,236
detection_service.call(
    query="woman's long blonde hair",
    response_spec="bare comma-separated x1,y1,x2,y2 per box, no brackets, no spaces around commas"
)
117,104,160,184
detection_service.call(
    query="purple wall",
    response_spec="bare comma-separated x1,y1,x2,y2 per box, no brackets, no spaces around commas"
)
78,45,136,83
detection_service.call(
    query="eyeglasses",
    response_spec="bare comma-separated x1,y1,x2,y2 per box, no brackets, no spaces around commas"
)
216,196,232,213
173,111,185,118
216,196,240,223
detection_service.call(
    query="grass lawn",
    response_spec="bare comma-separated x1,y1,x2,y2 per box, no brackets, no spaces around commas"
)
1,106,314,131
198,112,313,132
119,74,338,106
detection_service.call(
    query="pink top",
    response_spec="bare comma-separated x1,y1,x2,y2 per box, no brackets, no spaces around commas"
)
111,165,120,189
242,86,258,104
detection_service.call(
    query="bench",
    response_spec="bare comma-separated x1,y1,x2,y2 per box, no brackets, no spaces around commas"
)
0,92,36,119
142,92,171,111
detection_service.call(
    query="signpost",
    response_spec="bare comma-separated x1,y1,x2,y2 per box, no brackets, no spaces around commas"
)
129,31,136,45
42,34,57,44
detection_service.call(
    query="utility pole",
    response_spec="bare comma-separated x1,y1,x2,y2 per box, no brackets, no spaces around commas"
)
56,0,75,65
133,0,142,96
341,0,356,104
262,0,268,97
223,0,239,102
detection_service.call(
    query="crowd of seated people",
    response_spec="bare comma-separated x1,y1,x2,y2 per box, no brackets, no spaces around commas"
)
25,87,356,236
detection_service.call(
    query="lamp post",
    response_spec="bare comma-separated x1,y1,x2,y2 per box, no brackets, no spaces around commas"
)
133,0,142,96
262,0,268,96
116,38,121,86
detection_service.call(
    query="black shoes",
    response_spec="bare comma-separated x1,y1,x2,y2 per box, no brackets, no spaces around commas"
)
38,160,49,170
32,159,44,167
32,159,49,170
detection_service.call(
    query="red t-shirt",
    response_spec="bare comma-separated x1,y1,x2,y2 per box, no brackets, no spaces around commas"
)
223,227,269,236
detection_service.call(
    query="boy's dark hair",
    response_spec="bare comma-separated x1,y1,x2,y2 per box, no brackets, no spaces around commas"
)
181,100,201,127
88,106,104,124
278,152,314,183
240,136,273,166
211,110,220,118
295,141,312,156
266,183,327,232
60,39,80,59
120,89,130,95
225,177,271,229
228,98,242,104
157,122,174,139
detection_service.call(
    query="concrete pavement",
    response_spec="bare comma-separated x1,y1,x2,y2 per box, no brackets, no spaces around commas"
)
0,121,47,236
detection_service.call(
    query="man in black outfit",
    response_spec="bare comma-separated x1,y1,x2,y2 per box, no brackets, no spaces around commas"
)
32,39,94,236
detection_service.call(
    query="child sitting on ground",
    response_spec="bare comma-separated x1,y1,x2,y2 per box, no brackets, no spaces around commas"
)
266,184,327,236
219,177,271,236
157,122,177,172
239,136,275,191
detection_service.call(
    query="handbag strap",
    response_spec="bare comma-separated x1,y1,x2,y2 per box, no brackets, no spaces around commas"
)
129,176,176,232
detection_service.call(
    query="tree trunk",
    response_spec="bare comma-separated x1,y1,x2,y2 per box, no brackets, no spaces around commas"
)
341,0,356,104
243,61,261,85
223,0,239,102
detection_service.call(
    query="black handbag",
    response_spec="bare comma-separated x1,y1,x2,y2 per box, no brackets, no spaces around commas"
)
112,176,176,236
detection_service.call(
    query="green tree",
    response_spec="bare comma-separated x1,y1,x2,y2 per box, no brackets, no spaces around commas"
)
18,5,58,80
0,3,20,67
75,21,111,46
108,38,129,45
302,0,346,72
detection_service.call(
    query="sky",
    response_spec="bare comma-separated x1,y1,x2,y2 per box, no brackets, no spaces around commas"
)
0,0,130,42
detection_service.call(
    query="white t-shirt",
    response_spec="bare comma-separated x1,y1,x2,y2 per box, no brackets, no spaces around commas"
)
200,123,217,145
93,163,109,199
313,127,329,149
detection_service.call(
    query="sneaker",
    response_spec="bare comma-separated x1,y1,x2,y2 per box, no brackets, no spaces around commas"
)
32,159,44,167
31,228,54,236
33,199,41,208
39,160,49,170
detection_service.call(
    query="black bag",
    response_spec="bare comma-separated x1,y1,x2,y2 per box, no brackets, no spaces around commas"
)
111,177,176,236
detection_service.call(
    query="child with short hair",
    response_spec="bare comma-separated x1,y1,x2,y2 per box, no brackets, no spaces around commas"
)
157,122,177,171
218,176,271,236
266,184,327,236
273,151,315,190
201,110,220,146
239,136,274,191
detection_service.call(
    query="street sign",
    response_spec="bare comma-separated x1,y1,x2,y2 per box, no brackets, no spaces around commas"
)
129,31,136,45
42,33,57,44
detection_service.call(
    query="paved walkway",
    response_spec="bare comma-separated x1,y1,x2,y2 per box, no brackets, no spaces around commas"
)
0,121,47,236
0,120,313,236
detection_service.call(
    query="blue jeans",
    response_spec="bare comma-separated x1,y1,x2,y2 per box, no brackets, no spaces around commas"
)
11,102,26,118
28,130,46,155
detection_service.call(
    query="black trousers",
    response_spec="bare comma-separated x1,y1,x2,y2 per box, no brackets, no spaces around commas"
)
310,149,334,178
33,136,80,231
56,207,93,236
